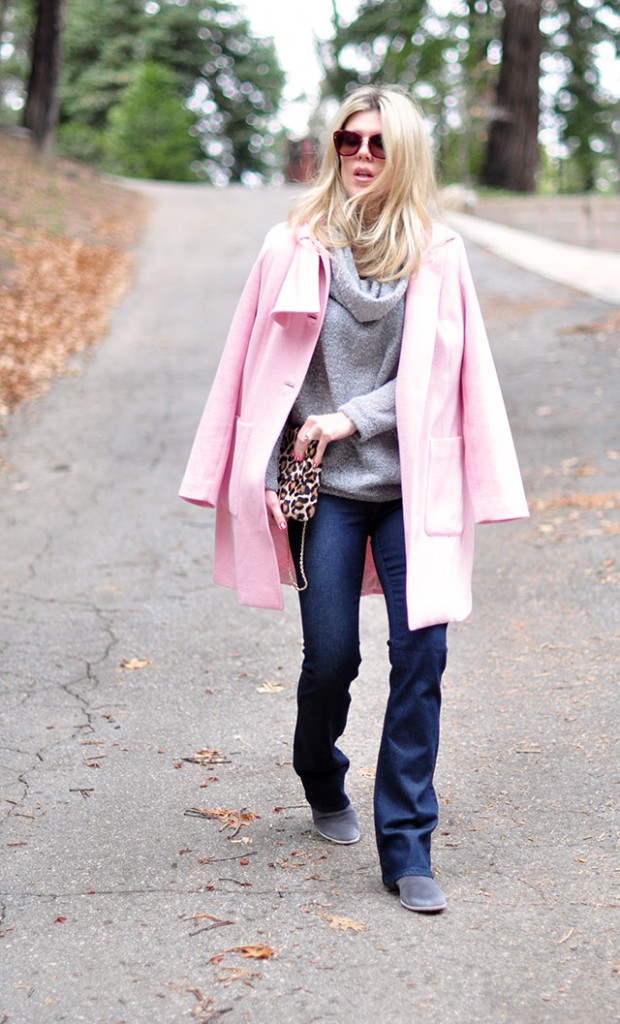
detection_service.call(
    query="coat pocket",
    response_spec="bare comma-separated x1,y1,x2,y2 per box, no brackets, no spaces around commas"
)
425,436,464,536
228,417,252,517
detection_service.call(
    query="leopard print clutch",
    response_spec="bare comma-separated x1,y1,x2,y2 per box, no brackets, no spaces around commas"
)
277,426,322,592
277,426,322,522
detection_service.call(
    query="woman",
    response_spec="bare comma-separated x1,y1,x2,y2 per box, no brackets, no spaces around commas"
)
180,85,529,914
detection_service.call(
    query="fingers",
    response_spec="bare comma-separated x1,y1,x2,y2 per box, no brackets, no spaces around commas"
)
295,412,356,465
265,489,287,531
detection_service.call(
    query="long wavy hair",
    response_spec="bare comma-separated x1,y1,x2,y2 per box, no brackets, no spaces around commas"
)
289,85,438,282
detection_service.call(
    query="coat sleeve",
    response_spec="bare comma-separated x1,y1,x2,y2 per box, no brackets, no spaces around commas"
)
178,249,265,506
458,237,529,523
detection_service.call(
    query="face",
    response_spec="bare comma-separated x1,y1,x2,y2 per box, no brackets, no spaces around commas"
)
337,109,385,199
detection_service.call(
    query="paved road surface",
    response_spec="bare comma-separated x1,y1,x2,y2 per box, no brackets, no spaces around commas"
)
1,183,618,1023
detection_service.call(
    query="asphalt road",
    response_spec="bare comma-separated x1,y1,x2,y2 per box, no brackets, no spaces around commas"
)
1,182,618,1024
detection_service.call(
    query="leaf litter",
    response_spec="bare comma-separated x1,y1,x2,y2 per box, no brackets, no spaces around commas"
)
0,135,147,417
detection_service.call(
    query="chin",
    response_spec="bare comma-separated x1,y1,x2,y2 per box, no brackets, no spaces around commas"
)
346,183,373,198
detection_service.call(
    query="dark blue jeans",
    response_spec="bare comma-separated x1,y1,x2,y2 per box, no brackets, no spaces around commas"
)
288,494,447,886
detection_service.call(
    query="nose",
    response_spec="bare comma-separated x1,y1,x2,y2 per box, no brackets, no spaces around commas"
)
358,137,372,159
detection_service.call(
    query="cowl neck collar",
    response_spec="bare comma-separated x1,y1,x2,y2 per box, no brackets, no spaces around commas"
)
329,246,408,323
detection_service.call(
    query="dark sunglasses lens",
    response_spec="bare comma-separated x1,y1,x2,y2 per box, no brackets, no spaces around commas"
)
334,130,361,156
334,130,386,159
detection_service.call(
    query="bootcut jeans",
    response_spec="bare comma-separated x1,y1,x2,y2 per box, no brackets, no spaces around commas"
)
288,493,447,886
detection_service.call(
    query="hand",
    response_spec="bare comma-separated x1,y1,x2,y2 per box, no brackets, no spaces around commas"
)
295,412,356,465
265,489,287,531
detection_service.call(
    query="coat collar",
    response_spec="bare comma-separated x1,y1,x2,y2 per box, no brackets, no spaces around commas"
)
270,220,454,324
271,227,330,323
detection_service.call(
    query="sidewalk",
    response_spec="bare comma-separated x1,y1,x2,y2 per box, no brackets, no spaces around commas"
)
448,210,620,305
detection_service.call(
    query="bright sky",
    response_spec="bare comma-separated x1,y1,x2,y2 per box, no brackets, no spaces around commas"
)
242,0,360,135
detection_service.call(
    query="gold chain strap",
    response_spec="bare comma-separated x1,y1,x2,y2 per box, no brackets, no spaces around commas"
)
287,520,308,592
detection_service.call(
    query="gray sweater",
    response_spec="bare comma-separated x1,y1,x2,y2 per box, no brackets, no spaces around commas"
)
266,246,408,501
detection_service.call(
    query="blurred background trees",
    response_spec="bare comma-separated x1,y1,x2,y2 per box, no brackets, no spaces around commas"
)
0,0,284,184
0,0,618,191
321,0,619,193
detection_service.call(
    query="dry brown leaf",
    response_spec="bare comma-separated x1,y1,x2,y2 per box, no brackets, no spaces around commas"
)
183,749,231,766
232,944,275,960
187,988,230,1022
214,966,261,987
256,680,284,693
184,807,260,834
325,914,365,932
530,492,620,512
119,657,150,671
210,944,276,966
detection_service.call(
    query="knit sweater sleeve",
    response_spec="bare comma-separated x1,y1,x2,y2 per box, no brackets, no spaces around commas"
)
339,379,397,441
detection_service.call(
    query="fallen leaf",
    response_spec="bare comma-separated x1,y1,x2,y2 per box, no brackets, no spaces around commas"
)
325,914,365,933
184,807,260,835
187,988,231,1022
182,749,231,766
256,680,284,693
530,492,620,512
214,966,261,987
199,777,219,788
185,912,234,937
232,944,275,960
210,944,276,965
119,657,150,671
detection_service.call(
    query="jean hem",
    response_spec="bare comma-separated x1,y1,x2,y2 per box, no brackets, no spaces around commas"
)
382,866,434,887
308,798,351,815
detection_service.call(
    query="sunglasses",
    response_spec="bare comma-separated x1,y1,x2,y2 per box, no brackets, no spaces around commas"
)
333,129,386,160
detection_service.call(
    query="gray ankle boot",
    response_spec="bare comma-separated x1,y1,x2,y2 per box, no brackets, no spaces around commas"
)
392,875,446,913
311,805,360,845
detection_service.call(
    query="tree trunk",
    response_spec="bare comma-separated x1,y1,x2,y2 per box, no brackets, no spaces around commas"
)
479,0,542,192
22,0,66,155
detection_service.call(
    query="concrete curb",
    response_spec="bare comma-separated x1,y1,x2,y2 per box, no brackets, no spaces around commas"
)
448,211,620,306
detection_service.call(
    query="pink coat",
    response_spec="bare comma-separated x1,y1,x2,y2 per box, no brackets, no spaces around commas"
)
179,221,529,629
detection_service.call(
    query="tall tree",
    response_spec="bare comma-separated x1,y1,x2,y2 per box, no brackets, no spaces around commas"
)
479,0,543,191
22,0,66,154
542,0,618,191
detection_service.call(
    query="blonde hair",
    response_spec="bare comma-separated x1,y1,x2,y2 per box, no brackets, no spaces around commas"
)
289,85,438,281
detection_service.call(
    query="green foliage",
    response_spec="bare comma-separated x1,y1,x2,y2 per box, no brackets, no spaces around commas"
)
103,62,197,181
142,0,285,183
541,0,618,192
54,0,284,182
0,0,35,123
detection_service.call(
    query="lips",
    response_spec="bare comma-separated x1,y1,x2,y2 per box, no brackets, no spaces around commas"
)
353,167,374,181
